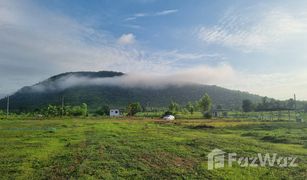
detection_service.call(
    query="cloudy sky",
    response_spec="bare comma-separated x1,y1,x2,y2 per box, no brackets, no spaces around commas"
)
1,0,307,100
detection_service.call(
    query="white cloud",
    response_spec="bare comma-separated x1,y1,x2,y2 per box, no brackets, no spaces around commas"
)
117,33,136,45
125,17,137,21
155,9,178,16
29,63,236,92
27,62,307,100
146,50,223,66
194,5,307,99
197,8,307,52
125,9,178,21
134,13,147,17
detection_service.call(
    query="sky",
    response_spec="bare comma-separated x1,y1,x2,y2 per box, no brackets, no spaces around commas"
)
1,0,307,100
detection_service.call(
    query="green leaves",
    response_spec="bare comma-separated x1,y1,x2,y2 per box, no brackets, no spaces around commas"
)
168,101,180,114
198,93,212,116
126,102,142,116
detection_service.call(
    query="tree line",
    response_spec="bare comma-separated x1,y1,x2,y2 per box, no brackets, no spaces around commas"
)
8,93,212,118
37,103,88,117
94,93,213,118
3,93,306,118
163,93,212,118
242,97,298,112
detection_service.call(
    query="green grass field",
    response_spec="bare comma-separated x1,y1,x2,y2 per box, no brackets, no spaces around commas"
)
0,117,306,179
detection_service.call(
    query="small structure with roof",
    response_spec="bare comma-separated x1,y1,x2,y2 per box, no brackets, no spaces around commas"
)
212,109,229,118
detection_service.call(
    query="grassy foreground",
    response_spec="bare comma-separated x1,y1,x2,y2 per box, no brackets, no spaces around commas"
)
0,117,306,179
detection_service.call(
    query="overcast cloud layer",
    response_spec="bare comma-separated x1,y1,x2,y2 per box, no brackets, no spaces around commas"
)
1,0,307,100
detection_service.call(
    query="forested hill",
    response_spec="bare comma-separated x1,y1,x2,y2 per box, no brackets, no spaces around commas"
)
0,71,263,112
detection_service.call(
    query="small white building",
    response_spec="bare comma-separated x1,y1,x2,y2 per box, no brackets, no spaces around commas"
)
110,109,120,117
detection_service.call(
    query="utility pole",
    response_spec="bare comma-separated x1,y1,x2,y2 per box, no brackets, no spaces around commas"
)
294,94,297,112
6,95,9,118
294,94,299,122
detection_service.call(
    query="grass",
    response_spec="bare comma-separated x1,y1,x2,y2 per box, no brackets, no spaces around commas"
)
0,116,306,179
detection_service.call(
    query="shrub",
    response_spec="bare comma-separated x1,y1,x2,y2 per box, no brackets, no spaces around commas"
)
96,105,110,116
203,112,212,119
162,111,174,117
126,102,142,116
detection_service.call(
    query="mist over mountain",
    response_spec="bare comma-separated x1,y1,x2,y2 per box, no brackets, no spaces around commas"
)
0,71,263,112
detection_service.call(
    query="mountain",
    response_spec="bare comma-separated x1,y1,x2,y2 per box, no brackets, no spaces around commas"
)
0,71,263,112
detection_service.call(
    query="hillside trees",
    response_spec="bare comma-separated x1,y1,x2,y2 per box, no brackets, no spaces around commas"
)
0,70,264,112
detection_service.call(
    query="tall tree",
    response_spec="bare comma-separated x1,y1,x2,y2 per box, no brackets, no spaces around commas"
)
81,103,88,116
242,99,253,112
168,101,180,114
198,93,212,116
185,102,194,115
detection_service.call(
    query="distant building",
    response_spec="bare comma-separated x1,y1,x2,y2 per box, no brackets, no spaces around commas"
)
110,109,120,117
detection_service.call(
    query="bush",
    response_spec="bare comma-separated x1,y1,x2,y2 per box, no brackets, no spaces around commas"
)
96,105,110,116
162,111,174,117
43,103,88,117
71,106,84,116
203,112,212,119
126,102,142,116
